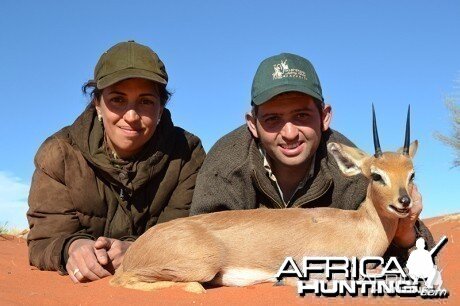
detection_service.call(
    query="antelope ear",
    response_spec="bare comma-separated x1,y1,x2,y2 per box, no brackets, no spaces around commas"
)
328,142,369,176
397,140,418,158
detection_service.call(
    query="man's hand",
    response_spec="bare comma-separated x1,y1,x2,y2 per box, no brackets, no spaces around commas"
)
66,239,112,283
393,185,423,248
94,237,132,271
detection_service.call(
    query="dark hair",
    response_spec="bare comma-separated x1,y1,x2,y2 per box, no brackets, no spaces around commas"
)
82,80,172,106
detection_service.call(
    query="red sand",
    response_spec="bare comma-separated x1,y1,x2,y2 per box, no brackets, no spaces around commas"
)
1,214,458,305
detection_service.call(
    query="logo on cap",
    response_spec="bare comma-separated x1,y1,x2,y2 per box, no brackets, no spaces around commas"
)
272,59,307,80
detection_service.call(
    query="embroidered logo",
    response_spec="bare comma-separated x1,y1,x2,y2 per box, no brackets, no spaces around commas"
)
272,59,307,80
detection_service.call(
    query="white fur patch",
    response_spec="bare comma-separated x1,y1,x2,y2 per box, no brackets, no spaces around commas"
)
220,268,276,286
407,170,415,183
370,166,391,187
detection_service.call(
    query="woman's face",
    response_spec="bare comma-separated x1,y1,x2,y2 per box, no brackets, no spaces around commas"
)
95,78,163,159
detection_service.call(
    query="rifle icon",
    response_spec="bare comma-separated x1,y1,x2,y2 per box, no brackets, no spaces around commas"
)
429,235,448,258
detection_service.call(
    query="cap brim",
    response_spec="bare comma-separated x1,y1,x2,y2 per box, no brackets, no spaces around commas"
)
252,84,323,105
97,68,167,89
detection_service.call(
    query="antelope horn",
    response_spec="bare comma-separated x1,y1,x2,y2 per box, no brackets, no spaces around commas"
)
372,104,382,157
402,105,410,155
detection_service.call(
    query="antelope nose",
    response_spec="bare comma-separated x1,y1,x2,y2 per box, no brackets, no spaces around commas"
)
398,195,411,207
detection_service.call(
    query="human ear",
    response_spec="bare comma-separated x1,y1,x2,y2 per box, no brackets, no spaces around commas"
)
245,112,259,139
94,97,102,118
157,106,164,125
321,104,332,132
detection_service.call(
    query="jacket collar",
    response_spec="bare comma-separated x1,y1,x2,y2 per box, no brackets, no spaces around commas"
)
258,145,316,205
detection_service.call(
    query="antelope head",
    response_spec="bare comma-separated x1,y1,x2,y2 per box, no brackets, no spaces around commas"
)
328,105,418,219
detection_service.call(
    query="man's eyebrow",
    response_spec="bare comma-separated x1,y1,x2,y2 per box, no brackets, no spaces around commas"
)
106,91,157,97
260,112,282,118
290,107,312,114
259,108,312,118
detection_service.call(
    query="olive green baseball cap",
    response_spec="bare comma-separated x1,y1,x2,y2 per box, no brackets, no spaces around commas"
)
251,53,323,105
94,40,168,89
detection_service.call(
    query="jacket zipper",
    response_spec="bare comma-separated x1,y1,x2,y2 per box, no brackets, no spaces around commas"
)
253,170,333,209
120,188,125,201
118,186,136,235
293,179,333,208
253,170,283,209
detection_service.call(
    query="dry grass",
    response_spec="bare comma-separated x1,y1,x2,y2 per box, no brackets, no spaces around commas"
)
434,78,460,167
0,222,8,234
0,222,29,238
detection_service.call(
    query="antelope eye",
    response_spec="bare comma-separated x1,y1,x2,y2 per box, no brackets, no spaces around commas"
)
371,173,384,183
409,173,415,182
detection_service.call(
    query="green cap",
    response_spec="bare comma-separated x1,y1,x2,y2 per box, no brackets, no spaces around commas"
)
251,53,323,105
94,41,168,89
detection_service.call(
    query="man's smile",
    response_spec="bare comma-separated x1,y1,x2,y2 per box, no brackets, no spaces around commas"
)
278,141,305,156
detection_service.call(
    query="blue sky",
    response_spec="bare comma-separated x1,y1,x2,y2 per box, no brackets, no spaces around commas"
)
1,0,459,228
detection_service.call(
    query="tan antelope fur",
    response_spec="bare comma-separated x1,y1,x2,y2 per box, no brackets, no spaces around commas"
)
110,134,419,293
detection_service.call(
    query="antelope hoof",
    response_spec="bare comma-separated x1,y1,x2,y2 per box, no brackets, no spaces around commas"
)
182,282,206,294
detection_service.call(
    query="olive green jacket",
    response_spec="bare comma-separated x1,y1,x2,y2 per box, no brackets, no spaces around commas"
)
27,107,205,272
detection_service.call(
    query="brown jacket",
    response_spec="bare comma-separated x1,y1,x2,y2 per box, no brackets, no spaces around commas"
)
27,106,205,272
190,125,434,262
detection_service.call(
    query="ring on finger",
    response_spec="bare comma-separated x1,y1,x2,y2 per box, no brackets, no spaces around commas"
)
72,268,80,276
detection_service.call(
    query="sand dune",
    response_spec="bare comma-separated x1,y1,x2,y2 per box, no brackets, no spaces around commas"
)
1,214,458,305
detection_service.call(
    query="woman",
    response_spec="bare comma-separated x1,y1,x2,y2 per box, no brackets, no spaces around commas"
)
27,41,206,283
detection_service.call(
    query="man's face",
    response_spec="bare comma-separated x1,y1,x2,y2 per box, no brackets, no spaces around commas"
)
247,92,331,170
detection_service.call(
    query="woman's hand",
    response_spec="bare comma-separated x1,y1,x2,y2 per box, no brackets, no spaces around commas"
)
93,237,133,271
66,237,132,283
66,239,112,283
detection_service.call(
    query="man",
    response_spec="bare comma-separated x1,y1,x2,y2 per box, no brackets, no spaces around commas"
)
190,53,433,257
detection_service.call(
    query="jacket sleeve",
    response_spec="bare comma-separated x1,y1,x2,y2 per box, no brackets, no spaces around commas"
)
156,135,206,224
383,219,435,264
27,138,95,272
189,145,258,215
190,170,255,215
